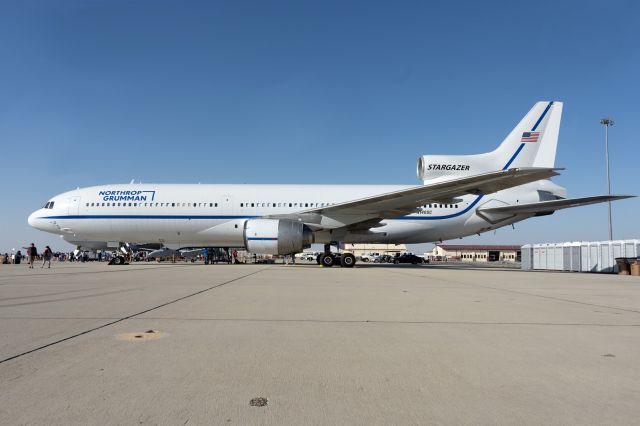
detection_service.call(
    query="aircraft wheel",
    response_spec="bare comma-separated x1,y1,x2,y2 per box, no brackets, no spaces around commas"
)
340,253,356,268
320,254,335,267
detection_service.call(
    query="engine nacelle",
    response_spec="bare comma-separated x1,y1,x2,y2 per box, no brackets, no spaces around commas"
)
243,219,314,255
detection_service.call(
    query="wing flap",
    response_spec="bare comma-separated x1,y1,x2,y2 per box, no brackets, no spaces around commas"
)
478,195,634,215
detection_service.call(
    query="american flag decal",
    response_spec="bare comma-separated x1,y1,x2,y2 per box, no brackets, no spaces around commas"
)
521,131,540,143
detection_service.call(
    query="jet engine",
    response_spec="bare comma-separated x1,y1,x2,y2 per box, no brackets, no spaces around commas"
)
243,219,314,254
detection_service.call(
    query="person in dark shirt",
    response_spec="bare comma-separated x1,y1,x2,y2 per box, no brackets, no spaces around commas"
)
24,243,38,269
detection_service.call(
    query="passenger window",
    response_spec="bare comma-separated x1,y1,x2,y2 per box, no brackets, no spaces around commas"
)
86,203,89,207
102,203,105,206
251,203,255,207
172,203,175,207
194,204,197,208
289,203,292,207
240,203,243,207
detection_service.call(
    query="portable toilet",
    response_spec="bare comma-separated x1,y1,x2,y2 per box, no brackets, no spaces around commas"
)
612,240,624,266
544,244,555,270
580,241,590,272
554,243,565,271
623,240,637,258
521,244,533,270
588,242,600,272
534,244,545,270
599,241,614,273
569,242,581,271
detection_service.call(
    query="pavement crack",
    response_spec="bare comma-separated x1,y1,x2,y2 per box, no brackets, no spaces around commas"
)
0,267,270,365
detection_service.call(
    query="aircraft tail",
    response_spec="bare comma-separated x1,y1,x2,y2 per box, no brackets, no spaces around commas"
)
417,101,563,183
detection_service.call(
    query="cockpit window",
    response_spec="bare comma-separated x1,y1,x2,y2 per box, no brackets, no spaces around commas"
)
43,202,50,208
48,201,54,209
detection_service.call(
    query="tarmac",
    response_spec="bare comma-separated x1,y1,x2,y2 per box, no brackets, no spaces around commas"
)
1,261,639,425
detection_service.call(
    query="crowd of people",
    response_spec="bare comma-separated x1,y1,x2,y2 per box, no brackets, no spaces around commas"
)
0,243,110,268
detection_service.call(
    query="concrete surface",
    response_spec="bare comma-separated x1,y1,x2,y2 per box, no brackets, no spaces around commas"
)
1,261,639,425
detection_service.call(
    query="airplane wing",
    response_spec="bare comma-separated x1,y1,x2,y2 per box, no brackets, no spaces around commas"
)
477,195,634,215
267,167,560,229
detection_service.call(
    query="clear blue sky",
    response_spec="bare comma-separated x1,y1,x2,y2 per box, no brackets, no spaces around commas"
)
1,0,638,253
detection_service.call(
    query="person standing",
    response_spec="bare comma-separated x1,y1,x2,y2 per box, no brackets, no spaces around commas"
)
41,245,52,268
24,243,37,268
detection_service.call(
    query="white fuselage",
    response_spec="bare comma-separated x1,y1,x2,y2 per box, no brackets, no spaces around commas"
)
28,181,564,249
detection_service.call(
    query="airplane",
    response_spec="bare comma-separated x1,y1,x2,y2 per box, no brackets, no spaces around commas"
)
28,101,632,267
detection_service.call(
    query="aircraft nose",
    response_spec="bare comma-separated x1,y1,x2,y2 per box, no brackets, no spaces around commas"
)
28,211,40,228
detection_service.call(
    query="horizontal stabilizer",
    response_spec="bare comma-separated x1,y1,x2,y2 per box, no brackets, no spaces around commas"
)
478,195,634,215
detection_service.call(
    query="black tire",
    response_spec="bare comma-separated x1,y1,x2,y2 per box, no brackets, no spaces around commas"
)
316,254,323,265
113,256,124,265
340,253,356,268
320,254,335,267
394,259,399,264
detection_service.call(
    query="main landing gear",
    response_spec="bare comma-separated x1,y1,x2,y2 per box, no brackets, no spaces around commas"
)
316,244,356,268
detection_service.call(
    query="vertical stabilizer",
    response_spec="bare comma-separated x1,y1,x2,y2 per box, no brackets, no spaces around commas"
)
490,101,562,170
417,101,563,183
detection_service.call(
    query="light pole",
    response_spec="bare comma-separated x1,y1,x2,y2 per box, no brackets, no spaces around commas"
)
600,117,614,240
